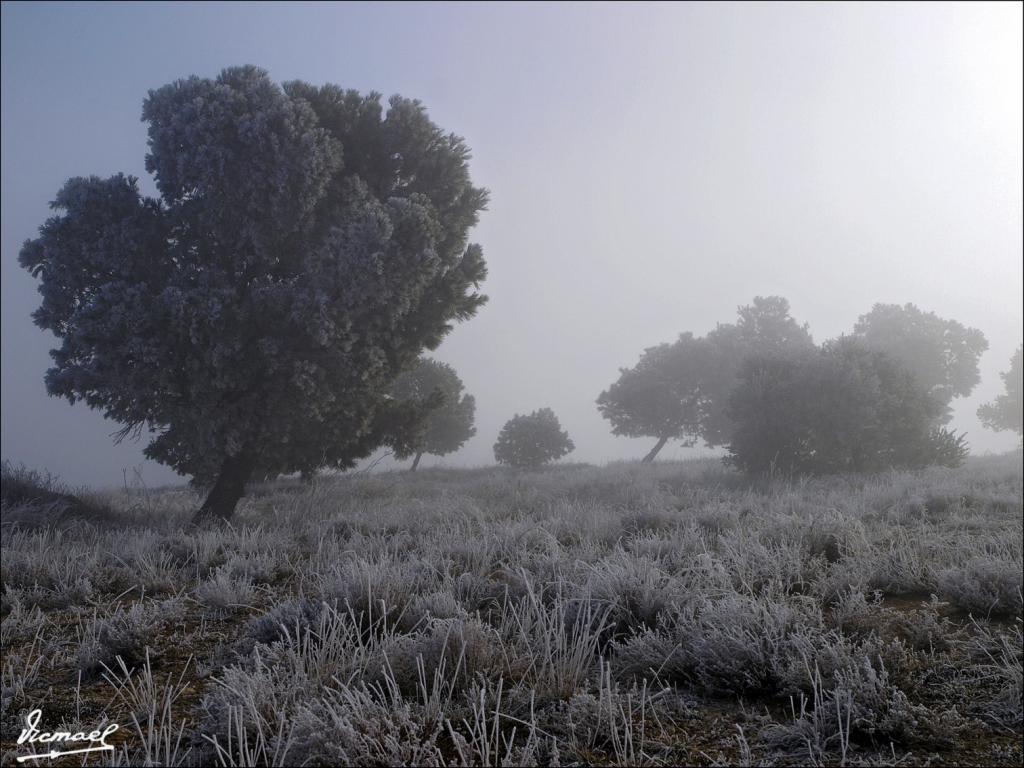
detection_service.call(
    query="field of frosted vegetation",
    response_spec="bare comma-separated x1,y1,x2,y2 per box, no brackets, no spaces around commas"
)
1,455,1022,766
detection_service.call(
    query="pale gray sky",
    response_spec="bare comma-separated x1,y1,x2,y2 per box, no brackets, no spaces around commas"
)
2,1,1021,487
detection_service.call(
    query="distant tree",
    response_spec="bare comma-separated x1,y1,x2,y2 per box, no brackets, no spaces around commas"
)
389,358,476,470
699,296,816,445
727,338,967,475
596,333,714,463
851,303,988,421
596,297,814,460
733,295,816,352
19,66,488,522
977,346,1023,438
493,408,574,469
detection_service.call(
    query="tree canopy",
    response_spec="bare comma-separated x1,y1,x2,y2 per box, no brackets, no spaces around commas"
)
977,346,1023,438
701,296,816,445
596,296,814,460
596,333,714,462
389,358,476,469
493,408,574,469
727,338,967,475
19,66,488,521
851,303,987,420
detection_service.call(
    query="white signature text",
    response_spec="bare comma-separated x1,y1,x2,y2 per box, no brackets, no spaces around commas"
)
15,709,119,763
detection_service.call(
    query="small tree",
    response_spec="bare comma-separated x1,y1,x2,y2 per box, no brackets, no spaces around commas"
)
596,333,714,463
19,67,489,522
852,303,988,420
727,338,966,475
493,408,574,469
389,358,476,470
977,346,1023,438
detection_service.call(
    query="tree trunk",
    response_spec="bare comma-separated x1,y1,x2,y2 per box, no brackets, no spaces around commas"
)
641,435,670,464
410,452,423,472
192,452,257,525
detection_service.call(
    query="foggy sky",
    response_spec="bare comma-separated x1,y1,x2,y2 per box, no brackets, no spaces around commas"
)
2,1,1022,488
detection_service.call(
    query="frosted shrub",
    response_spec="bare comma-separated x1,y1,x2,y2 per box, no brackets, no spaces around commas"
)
247,598,324,646
584,551,681,631
536,663,678,765
937,556,1023,616
378,616,505,696
404,590,467,628
621,507,678,534
446,678,560,766
318,556,435,631
290,682,444,767
833,655,966,745
198,648,306,763
625,527,697,563
718,530,816,596
222,551,278,585
664,594,822,694
195,568,257,615
762,654,965,765
965,622,1023,729
0,529,102,603
75,601,168,677
498,584,611,701
447,572,506,614
0,596,46,647
612,625,685,684
829,590,960,652
863,537,936,596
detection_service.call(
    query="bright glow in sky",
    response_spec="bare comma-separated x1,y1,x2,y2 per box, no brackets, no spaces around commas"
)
2,1,1021,487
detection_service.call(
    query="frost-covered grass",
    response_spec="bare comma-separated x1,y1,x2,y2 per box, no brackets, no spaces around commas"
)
1,453,1021,766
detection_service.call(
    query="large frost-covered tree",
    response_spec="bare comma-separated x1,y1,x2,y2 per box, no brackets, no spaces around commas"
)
389,358,476,470
19,66,488,522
